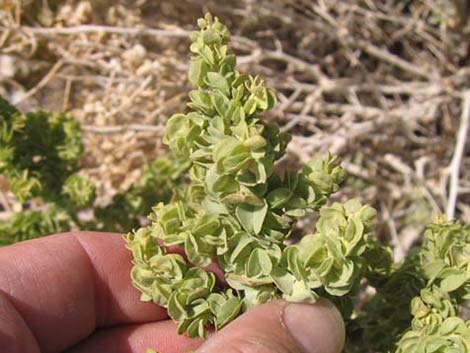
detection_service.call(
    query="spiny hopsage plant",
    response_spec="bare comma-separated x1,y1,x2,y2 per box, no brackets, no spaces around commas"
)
0,96,188,244
125,13,392,341
125,14,470,352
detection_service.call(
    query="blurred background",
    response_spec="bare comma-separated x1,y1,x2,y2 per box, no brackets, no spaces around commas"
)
0,0,469,259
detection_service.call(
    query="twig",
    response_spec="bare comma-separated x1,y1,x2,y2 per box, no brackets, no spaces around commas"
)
12,60,63,104
1,25,257,48
354,39,432,79
446,91,470,219
10,24,191,38
81,124,165,134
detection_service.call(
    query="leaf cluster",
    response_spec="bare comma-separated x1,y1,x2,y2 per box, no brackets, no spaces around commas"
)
126,13,391,340
347,219,470,353
395,220,470,353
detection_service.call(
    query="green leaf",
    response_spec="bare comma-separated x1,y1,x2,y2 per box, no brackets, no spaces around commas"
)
214,295,242,329
211,90,230,118
206,72,230,96
189,58,209,86
266,188,292,209
236,201,268,235
246,248,273,277
440,269,468,292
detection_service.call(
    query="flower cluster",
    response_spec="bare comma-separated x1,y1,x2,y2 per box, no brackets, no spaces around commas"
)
126,13,384,339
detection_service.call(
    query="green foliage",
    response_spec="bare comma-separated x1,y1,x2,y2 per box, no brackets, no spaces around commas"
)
125,13,393,340
0,96,85,205
0,96,187,242
347,220,470,353
0,207,72,246
395,220,470,353
348,250,424,352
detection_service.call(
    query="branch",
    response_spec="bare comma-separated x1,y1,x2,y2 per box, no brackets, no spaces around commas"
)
2,24,257,49
14,24,191,38
81,124,164,134
353,39,432,79
12,60,64,104
446,91,470,219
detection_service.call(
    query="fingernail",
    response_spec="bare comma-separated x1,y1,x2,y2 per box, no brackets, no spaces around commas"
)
283,300,345,353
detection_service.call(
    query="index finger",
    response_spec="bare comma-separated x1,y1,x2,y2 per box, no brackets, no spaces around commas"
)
0,231,168,353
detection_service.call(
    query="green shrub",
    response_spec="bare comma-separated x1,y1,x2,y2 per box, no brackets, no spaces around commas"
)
0,96,187,242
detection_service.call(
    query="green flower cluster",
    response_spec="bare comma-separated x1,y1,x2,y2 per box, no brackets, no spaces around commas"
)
396,220,470,353
126,13,385,339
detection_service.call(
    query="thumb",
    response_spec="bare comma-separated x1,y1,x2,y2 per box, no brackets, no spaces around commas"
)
197,299,345,353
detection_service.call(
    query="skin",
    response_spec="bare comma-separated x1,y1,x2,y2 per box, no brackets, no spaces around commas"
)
0,232,344,353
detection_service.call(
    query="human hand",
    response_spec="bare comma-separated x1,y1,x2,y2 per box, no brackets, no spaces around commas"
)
0,232,344,353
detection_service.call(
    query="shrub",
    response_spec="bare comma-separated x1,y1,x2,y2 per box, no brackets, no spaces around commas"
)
0,96,187,243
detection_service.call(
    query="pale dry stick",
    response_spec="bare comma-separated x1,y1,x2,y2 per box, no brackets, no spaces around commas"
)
281,91,317,132
274,79,445,96
14,1,21,25
260,51,322,80
343,2,441,36
414,157,443,216
15,25,190,38
276,87,302,113
0,28,10,47
2,25,258,50
383,154,414,176
341,161,373,181
446,91,470,220
81,124,165,135
5,25,39,57
12,60,63,104
55,74,141,85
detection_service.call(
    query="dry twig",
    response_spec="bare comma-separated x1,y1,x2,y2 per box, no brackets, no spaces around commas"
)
446,91,470,220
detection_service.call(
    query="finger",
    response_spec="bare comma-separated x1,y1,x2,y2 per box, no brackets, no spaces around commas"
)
197,299,345,353
0,232,167,353
66,320,202,353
